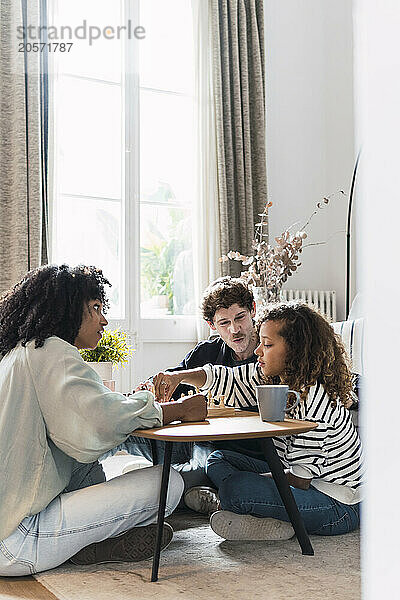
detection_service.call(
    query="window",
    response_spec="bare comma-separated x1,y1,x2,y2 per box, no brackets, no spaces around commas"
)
51,0,124,320
138,0,195,318
51,0,196,323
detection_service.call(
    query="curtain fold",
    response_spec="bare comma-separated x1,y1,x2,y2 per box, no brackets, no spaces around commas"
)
192,0,220,341
0,0,49,295
210,0,267,277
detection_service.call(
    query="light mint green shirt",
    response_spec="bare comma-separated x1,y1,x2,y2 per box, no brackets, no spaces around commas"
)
0,336,163,540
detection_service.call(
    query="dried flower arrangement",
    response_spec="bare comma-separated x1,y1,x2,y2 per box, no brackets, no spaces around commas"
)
220,191,345,303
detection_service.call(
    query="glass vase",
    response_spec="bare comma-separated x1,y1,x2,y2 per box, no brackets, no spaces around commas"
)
252,286,282,315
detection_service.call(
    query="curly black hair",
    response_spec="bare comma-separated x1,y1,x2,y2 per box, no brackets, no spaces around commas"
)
0,264,111,354
255,302,353,407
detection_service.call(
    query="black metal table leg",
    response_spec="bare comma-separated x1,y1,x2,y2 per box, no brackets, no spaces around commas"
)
150,439,159,465
260,438,314,556
151,441,173,581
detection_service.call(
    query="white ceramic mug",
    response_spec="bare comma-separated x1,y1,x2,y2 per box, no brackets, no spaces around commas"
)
256,385,301,422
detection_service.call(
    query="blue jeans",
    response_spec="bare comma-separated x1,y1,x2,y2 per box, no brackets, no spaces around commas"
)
0,461,183,576
206,450,360,536
102,436,215,491
102,435,266,492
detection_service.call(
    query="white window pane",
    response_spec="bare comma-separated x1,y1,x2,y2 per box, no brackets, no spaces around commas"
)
53,196,123,319
57,77,122,199
140,204,194,317
139,0,194,94
52,0,123,82
140,90,194,205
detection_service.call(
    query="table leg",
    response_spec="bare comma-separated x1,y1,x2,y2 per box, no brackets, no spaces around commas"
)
151,441,173,582
150,439,159,465
260,438,314,556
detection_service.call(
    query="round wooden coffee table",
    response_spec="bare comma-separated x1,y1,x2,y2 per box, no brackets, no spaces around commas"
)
136,414,317,581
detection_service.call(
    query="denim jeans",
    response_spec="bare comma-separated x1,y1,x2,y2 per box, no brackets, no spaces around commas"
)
0,460,183,576
102,436,214,491
102,435,267,492
206,450,360,536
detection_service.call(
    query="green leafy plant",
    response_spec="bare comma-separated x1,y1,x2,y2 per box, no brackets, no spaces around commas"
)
140,209,188,314
141,239,177,312
79,328,134,368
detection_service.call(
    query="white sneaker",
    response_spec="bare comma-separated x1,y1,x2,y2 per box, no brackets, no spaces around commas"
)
210,510,295,541
184,486,220,515
122,458,153,474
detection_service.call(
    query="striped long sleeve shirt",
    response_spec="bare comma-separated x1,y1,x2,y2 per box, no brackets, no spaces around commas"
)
201,363,364,505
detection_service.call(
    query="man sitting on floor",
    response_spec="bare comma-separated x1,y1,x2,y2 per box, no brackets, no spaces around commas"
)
102,277,263,512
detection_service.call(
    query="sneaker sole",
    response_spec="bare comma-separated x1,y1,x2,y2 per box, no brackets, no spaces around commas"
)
70,523,173,565
210,511,294,541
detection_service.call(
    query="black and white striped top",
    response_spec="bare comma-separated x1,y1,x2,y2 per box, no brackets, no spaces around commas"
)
202,363,364,505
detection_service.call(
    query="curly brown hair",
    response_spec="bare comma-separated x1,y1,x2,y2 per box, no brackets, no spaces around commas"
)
256,302,353,407
0,264,111,355
201,277,254,323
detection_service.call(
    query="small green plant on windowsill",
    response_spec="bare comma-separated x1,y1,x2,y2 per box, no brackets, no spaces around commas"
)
79,328,134,368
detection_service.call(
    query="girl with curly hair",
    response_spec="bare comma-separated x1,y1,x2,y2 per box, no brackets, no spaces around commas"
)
153,302,364,540
0,264,206,576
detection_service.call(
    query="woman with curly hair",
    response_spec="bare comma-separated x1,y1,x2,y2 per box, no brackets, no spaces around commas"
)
0,264,206,576
153,302,363,540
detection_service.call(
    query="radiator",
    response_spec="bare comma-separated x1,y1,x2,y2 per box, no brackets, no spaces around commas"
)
280,289,337,322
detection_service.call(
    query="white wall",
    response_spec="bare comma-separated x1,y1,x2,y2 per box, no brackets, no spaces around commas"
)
264,0,355,320
136,341,195,383
353,1,400,597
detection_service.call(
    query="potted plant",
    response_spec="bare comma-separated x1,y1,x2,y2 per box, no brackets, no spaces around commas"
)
79,328,134,382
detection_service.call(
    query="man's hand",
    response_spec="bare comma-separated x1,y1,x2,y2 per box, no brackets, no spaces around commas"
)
161,393,207,425
134,380,154,393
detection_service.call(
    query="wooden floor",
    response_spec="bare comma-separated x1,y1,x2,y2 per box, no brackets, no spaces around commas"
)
0,576,58,600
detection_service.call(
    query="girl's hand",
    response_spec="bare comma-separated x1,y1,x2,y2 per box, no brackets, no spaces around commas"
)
153,371,184,402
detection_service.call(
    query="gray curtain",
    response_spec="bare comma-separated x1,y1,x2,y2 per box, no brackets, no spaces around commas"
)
210,0,267,276
0,0,48,295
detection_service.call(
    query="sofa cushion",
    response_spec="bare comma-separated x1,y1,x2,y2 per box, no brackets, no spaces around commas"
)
331,318,364,376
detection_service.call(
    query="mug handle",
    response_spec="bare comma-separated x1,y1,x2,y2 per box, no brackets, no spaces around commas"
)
285,390,301,413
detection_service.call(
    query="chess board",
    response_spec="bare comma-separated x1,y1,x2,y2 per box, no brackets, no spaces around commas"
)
182,389,236,417
205,391,236,417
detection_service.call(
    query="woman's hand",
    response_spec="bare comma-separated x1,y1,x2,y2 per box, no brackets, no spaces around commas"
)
153,371,185,402
161,393,207,424
179,394,208,422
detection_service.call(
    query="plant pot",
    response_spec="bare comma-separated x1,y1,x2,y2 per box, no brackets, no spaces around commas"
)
152,294,168,309
86,361,113,381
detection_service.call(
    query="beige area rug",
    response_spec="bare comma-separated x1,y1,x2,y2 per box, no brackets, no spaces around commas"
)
34,512,361,600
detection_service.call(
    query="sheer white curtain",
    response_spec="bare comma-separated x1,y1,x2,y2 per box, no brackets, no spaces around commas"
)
191,0,220,342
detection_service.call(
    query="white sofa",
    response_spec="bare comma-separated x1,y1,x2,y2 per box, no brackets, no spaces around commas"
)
331,316,364,428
